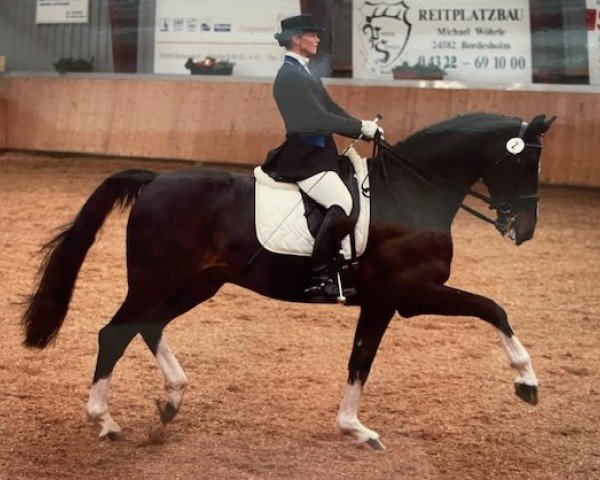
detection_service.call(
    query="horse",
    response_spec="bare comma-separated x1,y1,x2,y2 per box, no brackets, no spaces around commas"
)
21,112,555,449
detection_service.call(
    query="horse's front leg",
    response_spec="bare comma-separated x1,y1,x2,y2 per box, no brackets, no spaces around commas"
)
398,284,539,405
337,303,395,449
497,331,538,404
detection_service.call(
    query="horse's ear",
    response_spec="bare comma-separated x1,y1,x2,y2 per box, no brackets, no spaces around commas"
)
528,114,556,134
543,115,557,132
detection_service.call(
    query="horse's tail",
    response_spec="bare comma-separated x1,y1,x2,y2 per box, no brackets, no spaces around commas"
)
22,169,157,348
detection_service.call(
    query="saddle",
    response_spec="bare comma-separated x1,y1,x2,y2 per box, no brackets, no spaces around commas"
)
253,147,371,260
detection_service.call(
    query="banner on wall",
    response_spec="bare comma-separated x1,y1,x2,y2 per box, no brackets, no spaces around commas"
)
353,0,532,84
36,0,89,24
154,0,299,76
587,0,600,84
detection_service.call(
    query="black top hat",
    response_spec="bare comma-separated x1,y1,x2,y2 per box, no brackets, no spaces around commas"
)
274,14,325,45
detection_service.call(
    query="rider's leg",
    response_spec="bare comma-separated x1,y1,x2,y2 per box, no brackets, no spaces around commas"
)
297,171,353,217
311,205,353,272
297,171,355,299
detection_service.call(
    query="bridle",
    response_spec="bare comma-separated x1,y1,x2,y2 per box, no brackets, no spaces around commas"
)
370,120,543,235
473,121,543,236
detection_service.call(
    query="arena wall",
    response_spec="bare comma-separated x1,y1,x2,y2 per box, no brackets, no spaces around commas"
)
0,78,6,149
2,74,599,187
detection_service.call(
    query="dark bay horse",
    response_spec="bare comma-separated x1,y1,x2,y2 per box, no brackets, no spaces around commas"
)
22,112,554,449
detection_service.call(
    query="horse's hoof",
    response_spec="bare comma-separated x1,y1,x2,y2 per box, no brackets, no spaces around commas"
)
99,428,122,441
155,398,178,424
106,431,121,441
515,382,538,405
364,438,387,450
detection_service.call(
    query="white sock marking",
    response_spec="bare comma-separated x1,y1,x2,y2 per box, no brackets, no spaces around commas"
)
86,376,121,437
155,338,188,409
337,381,380,444
498,332,538,386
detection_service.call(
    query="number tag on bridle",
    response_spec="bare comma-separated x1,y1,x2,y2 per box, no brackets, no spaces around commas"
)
506,137,525,155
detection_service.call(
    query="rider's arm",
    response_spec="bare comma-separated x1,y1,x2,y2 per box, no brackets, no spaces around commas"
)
317,77,355,121
274,70,362,138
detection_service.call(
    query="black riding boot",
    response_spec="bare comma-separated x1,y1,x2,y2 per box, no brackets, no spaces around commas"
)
305,205,355,302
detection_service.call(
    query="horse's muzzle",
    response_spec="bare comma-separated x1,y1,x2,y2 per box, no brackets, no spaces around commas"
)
514,200,538,245
495,197,538,245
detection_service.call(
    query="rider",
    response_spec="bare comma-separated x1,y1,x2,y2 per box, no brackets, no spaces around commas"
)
262,13,383,302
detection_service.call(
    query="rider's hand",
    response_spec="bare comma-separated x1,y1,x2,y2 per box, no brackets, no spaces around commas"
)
361,120,384,139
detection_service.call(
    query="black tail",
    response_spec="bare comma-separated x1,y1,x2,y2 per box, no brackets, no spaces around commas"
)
21,169,157,348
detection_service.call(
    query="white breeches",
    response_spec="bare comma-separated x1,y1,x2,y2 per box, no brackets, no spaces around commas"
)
297,171,353,216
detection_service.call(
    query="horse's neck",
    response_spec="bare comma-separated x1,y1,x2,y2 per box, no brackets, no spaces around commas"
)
370,149,480,230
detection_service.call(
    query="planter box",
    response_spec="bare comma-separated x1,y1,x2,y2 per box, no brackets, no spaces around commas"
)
53,58,94,74
188,65,234,76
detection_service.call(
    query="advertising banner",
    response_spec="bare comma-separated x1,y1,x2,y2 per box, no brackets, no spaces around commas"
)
353,0,532,85
36,0,89,24
587,0,600,85
154,0,299,76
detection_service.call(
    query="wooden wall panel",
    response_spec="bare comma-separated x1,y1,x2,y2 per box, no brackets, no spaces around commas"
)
6,77,285,164
0,79,6,149
3,76,599,187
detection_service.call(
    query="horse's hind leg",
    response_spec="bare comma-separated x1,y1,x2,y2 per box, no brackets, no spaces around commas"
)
337,302,395,449
140,271,225,425
86,262,225,438
398,284,539,405
86,300,143,439
139,325,187,424
86,294,180,439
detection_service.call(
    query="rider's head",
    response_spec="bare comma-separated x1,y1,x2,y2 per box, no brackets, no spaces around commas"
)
275,14,323,57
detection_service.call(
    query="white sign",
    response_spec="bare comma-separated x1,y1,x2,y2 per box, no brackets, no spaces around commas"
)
353,0,532,85
36,0,88,24
154,0,300,76
587,0,600,85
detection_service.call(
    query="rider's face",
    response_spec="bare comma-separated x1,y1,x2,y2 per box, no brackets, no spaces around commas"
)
294,31,320,57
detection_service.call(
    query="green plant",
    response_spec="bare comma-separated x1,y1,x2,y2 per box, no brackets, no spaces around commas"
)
184,57,235,75
53,56,94,74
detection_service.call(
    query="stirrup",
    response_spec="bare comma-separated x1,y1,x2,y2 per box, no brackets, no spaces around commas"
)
333,252,355,304
304,273,340,303
304,262,357,304
334,269,347,304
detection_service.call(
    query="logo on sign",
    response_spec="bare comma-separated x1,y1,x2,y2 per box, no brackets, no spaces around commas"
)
187,18,197,32
359,0,412,76
214,23,232,32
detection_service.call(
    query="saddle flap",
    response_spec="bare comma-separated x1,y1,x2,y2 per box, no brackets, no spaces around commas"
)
254,147,370,259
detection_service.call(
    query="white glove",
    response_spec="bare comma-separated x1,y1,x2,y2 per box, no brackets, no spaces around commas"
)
361,120,384,139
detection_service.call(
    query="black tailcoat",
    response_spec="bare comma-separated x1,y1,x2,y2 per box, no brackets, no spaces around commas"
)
262,56,362,182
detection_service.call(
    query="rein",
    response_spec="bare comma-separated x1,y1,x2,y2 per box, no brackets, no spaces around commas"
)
369,121,540,228
374,140,498,226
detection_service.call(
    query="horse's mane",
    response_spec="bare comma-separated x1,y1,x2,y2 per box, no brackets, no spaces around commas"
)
400,112,521,149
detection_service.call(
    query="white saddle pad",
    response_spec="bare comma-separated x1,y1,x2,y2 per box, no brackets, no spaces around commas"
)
254,147,370,259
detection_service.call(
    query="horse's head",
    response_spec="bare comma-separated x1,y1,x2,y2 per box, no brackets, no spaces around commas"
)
480,114,555,245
